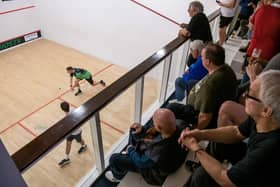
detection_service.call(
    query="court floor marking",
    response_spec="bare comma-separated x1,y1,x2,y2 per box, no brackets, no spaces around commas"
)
18,122,37,137
129,0,180,26
58,97,125,134
0,64,114,136
0,5,35,16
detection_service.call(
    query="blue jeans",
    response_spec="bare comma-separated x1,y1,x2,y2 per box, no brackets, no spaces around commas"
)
175,78,198,101
109,153,140,180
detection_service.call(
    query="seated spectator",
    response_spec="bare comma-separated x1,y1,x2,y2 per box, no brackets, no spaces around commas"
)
179,70,280,187
166,43,237,130
105,108,187,185
179,1,212,66
219,52,280,128
214,54,280,162
172,40,207,102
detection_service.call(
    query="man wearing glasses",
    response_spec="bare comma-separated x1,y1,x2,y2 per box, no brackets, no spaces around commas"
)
179,70,280,187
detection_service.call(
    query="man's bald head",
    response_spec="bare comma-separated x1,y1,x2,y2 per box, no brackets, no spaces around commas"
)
153,108,176,137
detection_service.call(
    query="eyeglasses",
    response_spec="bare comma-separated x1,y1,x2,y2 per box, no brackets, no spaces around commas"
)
244,89,262,103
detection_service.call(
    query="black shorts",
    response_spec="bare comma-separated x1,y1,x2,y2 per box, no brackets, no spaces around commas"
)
67,132,82,142
219,16,233,28
85,76,94,85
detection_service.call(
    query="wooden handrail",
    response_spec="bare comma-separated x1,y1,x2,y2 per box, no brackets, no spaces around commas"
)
12,9,220,172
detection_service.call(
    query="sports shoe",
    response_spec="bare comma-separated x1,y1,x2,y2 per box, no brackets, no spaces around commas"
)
100,80,106,87
78,145,87,154
105,171,121,183
58,158,70,167
75,89,82,96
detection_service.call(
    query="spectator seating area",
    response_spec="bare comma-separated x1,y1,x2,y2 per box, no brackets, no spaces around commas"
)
91,33,249,187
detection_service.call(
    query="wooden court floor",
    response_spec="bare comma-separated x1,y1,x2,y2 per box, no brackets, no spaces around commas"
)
0,39,160,187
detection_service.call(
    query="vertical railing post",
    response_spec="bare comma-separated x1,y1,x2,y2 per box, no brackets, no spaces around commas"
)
159,54,172,103
179,41,190,75
211,16,219,43
89,112,105,173
134,77,144,123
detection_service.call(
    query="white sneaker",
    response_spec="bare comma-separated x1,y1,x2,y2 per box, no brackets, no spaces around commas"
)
105,171,121,183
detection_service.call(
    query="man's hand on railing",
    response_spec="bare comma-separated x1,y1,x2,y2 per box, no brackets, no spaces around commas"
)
180,23,188,28
178,28,190,37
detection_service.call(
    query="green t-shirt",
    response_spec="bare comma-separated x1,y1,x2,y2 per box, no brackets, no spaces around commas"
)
71,68,91,80
188,64,237,128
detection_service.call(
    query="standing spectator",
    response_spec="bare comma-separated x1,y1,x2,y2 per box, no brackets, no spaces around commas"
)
66,66,106,96
179,1,213,66
246,0,280,62
172,40,207,102
234,0,254,35
217,0,239,45
179,70,280,187
240,0,280,84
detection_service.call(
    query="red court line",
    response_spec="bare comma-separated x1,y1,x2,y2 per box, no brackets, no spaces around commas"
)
57,97,125,135
101,120,125,134
0,123,18,135
93,64,114,76
0,30,40,44
18,122,37,137
0,5,35,15
129,0,180,26
1,64,113,135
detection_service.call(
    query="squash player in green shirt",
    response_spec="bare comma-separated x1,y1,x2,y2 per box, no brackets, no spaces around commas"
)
66,66,106,96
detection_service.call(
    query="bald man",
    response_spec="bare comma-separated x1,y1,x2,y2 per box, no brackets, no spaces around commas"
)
105,109,187,185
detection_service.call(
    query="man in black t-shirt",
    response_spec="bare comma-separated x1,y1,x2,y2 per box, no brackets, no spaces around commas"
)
179,70,280,187
178,1,212,66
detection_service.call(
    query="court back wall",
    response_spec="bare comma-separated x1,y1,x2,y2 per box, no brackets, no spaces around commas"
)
0,0,39,42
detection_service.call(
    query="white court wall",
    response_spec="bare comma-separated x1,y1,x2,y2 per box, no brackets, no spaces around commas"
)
0,0,39,42
35,0,219,69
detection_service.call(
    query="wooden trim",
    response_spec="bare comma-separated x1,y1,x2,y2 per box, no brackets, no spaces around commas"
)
12,10,220,172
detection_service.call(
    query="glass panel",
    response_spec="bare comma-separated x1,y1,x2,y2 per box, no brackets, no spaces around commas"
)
211,17,220,42
22,121,95,187
99,84,135,156
142,62,163,112
167,44,190,98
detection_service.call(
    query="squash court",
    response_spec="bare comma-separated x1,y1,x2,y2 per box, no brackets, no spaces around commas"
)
0,39,160,186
